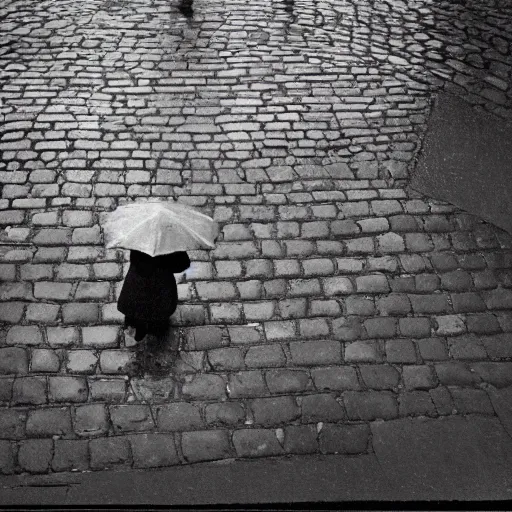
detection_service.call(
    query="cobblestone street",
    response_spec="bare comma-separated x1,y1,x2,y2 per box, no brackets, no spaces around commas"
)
1,0,512,476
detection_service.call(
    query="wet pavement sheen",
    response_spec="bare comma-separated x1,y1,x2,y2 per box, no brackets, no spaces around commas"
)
1,0,512,479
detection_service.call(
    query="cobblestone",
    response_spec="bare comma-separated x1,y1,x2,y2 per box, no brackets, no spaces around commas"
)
1,0,511,474
52,439,89,472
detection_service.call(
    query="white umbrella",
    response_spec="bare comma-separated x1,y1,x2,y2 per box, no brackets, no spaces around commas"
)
103,201,219,257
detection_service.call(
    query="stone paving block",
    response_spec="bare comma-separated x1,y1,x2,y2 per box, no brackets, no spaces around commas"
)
403,365,437,390
232,429,284,458
450,388,494,415
301,394,346,423
243,302,275,322
228,371,268,398
263,279,287,298
360,365,400,390
367,256,399,273
264,369,310,394
0,302,25,324
99,350,135,375
227,326,262,346
250,396,300,426
416,338,449,361
0,347,29,375
1,283,33,302
466,313,502,335
434,315,467,336
0,440,15,474
399,317,431,338
181,373,226,400
56,263,89,280
345,341,381,363
49,376,88,403
89,437,131,470
322,277,353,296
399,391,437,417
205,402,245,427
66,350,98,374
434,362,481,386
62,303,99,324
26,407,72,437
469,362,512,388
82,325,119,348
283,424,318,454
429,386,455,416
245,344,286,368
0,264,16,281
299,318,330,338
0,378,13,403
34,282,72,301
319,423,370,455
210,302,243,323
363,317,397,339
25,303,60,323
482,288,512,310
0,409,26,439
473,270,498,290
52,439,89,472
156,402,204,432
32,228,71,246
246,259,273,278
207,347,244,371
385,339,417,363
6,326,43,347
404,233,434,252
311,366,361,391
88,379,126,403
343,391,398,421
129,433,179,468
264,320,296,340
73,404,109,437
236,280,262,300
75,281,110,300
399,254,428,273
447,335,488,360
377,294,412,316
344,297,375,316
377,232,405,253
185,326,227,351
18,439,53,473
355,274,389,293
46,326,79,347
182,430,233,463
12,377,47,405
30,348,61,373
289,340,341,366
345,237,374,255
288,278,322,297
110,405,154,434
196,282,237,301
278,298,307,319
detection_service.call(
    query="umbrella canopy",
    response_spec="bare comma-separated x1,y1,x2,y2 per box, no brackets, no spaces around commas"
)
103,201,219,257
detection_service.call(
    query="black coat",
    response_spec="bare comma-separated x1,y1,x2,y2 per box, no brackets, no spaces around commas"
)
117,250,190,337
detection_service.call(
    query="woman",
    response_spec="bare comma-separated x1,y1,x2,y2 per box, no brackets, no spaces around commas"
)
117,250,191,341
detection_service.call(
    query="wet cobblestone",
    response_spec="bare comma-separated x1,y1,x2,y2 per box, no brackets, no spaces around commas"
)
1,0,512,475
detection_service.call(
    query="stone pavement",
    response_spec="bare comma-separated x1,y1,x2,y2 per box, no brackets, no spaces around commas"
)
1,415,512,504
1,0,512,480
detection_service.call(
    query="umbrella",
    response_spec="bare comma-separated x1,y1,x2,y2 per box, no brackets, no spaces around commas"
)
103,201,219,257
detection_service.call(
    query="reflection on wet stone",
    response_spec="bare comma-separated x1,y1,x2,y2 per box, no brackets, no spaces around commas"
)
0,0,511,477
179,0,193,18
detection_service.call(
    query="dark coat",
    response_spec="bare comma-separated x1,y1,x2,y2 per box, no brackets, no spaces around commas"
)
117,250,190,338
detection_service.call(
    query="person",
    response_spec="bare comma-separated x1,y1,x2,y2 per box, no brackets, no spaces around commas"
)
117,250,191,341
179,0,193,18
